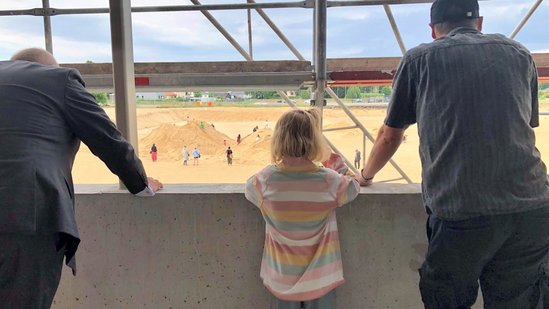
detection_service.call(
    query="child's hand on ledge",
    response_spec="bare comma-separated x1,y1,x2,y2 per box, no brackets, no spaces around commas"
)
322,153,348,175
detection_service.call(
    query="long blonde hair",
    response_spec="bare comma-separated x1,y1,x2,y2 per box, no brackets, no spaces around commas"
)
271,108,330,163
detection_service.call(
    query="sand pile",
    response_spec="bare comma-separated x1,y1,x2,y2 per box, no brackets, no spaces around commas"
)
232,128,273,165
140,120,233,161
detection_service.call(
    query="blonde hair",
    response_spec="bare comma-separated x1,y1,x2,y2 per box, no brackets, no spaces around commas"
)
271,108,330,163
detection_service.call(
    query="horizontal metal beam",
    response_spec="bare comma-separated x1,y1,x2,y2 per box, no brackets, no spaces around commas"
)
326,54,549,85
0,0,496,16
62,61,313,91
323,125,359,132
0,2,309,16
63,60,312,74
60,53,549,90
81,72,312,92
327,0,491,6
327,0,433,7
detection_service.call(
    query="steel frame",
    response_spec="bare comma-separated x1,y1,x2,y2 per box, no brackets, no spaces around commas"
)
1,0,547,184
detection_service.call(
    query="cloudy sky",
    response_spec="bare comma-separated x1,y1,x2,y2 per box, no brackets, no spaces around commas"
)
0,0,547,63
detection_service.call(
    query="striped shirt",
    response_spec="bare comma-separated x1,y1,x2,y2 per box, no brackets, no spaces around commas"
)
386,27,549,220
245,154,360,301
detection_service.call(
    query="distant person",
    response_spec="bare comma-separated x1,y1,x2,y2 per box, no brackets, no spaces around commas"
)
354,149,361,169
200,121,205,129
226,147,233,166
150,143,158,162
245,108,360,308
182,146,189,166
359,1,549,307
0,47,162,308
223,139,227,146
252,126,257,133
256,134,260,141
211,123,215,129
192,147,201,165
264,120,269,128
237,134,241,145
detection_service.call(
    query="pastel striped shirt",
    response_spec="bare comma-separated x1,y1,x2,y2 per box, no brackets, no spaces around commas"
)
245,154,360,301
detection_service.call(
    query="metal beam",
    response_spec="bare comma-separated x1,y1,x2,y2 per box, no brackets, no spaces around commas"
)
313,0,327,109
42,0,53,53
510,0,544,39
60,53,549,90
61,61,313,91
247,7,253,59
109,0,138,148
326,87,413,183
383,4,406,55
248,0,306,61
0,2,310,16
190,0,252,61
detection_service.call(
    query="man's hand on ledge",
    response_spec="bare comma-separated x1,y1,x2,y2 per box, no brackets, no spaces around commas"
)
355,173,373,187
148,177,163,192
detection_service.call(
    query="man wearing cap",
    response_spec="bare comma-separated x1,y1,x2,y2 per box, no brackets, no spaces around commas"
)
358,0,549,308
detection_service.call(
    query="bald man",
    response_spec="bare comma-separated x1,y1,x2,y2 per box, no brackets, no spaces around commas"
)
0,48,162,308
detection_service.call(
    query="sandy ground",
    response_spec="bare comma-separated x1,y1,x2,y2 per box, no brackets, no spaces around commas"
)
72,106,549,185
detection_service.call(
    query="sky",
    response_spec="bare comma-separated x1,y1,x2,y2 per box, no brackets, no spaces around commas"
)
0,0,547,63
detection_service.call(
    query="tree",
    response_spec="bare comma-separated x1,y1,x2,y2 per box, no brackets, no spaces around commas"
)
380,86,392,97
298,88,312,99
248,91,279,99
330,87,345,98
346,86,362,99
93,92,108,105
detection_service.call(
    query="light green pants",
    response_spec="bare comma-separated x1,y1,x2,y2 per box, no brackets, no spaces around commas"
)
275,290,335,309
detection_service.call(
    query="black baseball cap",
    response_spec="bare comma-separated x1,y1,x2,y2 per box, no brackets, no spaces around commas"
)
430,0,480,24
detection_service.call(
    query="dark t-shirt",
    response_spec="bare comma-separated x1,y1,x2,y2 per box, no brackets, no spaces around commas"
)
386,27,549,220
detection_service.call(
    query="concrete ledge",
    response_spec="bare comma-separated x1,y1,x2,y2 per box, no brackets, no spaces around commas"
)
55,184,426,308
75,183,423,195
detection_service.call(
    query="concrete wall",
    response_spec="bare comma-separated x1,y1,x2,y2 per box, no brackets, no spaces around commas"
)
53,183,430,309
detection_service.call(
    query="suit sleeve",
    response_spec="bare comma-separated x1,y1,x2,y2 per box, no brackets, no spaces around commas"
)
61,69,148,194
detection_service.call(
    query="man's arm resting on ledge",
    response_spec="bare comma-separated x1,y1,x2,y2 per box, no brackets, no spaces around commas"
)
357,124,406,186
135,177,163,196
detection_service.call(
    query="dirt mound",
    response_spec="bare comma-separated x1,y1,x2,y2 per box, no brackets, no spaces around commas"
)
232,128,273,165
140,120,233,161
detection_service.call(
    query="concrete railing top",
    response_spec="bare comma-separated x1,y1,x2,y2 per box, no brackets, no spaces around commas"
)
75,183,422,195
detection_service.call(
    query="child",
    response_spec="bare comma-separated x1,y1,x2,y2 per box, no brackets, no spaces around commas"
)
245,108,360,308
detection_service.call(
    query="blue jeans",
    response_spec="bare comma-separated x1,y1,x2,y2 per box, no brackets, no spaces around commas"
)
419,206,549,309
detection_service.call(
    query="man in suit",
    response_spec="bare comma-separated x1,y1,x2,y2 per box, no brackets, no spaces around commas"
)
0,48,162,308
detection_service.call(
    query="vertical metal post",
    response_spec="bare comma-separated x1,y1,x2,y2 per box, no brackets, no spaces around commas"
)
313,0,327,121
109,0,138,149
247,8,253,59
42,0,53,53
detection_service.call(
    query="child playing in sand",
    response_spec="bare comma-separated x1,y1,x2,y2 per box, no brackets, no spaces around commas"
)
245,108,360,308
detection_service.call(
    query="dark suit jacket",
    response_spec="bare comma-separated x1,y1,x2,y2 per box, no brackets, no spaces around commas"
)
0,60,148,266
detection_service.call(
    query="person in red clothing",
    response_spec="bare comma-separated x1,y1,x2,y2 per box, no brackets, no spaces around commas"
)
150,143,157,162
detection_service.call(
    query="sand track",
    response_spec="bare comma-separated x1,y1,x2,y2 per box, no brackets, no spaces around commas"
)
73,107,549,184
